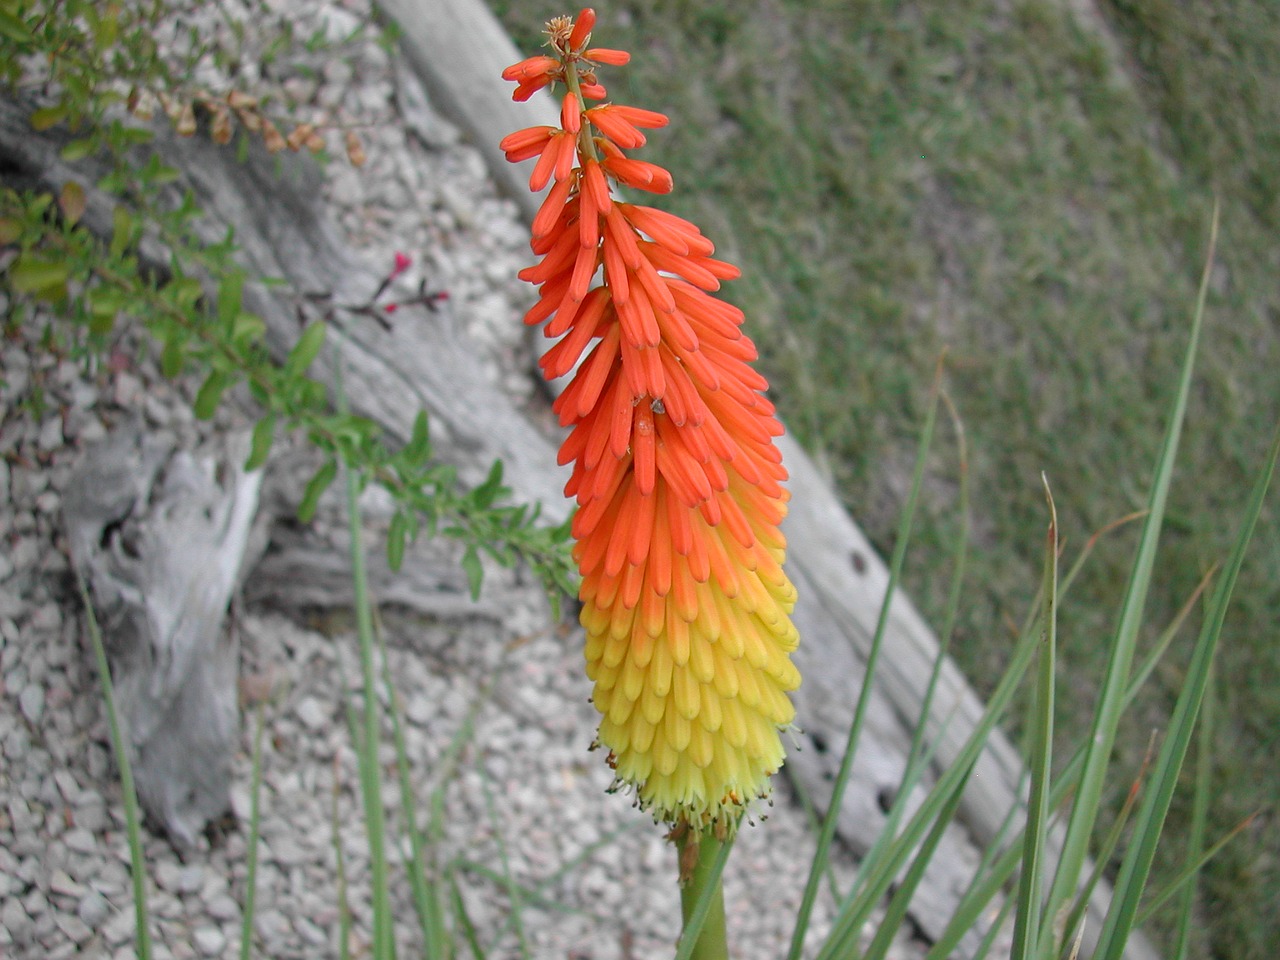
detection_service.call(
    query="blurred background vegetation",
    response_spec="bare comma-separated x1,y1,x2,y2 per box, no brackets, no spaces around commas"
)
490,2,1279,957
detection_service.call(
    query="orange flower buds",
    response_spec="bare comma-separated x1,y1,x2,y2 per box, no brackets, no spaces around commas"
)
502,9,800,828
567,7,596,51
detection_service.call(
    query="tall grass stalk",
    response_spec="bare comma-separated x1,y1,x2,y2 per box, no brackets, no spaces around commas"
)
1010,479,1059,960
76,573,153,960
787,357,946,960
239,700,267,960
344,460,396,959
378,622,450,958
478,765,530,959
1094,423,1278,958
1041,203,1219,950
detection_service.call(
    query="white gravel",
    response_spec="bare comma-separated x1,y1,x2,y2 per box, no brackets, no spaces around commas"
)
0,0,935,957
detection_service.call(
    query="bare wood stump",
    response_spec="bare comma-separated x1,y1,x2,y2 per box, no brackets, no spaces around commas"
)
62,426,261,847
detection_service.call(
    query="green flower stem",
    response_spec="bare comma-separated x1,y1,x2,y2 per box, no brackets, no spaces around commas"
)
676,826,730,960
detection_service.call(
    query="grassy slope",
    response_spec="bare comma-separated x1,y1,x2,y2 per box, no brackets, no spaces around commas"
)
491,2,1279,957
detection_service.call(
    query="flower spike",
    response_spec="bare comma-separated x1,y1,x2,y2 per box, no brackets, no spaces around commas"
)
503,9,801,829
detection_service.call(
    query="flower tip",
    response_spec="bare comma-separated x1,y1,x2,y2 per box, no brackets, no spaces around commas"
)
585,47,630,66
392,251,411,274
569,8,597,50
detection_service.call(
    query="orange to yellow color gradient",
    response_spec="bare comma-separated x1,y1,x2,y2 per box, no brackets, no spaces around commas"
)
502,8,801,827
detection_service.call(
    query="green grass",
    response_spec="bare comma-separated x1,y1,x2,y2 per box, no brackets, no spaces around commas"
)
491,2,1280,957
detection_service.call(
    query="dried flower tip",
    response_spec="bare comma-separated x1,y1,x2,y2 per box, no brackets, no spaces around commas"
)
286,122,314,151
235,107,262,133
345,130,367,167
226,90,258,110
305,131,326,153
175,102,197,137
210,105,233,145
544,15,573,50
262,119,286,153
127,87,155,120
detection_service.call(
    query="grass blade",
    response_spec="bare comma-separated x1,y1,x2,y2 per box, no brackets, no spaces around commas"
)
76,574,153,960
1010,478,1059,960
1042,202,1219,936
788,357,945,960
1136,811,1256,930
345,460,396,960
819,616,1039,959
479,764,531,959
239,701,267,960
450,870,488,960
1094,424,1277,959
333,756,353,960
1054,737,1156,960
861,759,976,960
378,622,451,959
809,388,971,941
1172,662,1212,960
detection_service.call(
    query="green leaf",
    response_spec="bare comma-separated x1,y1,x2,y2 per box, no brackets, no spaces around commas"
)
472,459,505,510
165,276,203,312
60,138,97,162
218,273,244,329
0,10,35,43
404,410,431,465
91,6,119,48
231,312,266,349
461,545,483,600
285,322,327,377
387,512,408,572
245,415,275,472
30,104,67,132
193,371,230,420
160,329,185,379
87,289,126,335
110,206,134,257
297,459,336,523
59,181,86,226
8,255,69,301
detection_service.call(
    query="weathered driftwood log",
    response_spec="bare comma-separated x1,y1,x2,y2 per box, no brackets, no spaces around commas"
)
62,426,261,847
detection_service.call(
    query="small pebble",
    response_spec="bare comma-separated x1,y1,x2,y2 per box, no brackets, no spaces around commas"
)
294,696,328,731
76,889,111,929
18,684,44,725
192,925,226,956
63,829,96,855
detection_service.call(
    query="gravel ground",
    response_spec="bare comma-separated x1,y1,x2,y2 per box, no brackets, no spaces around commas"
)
0,0,934,957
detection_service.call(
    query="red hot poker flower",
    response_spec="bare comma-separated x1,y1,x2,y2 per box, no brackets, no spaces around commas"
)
503,8,800,828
